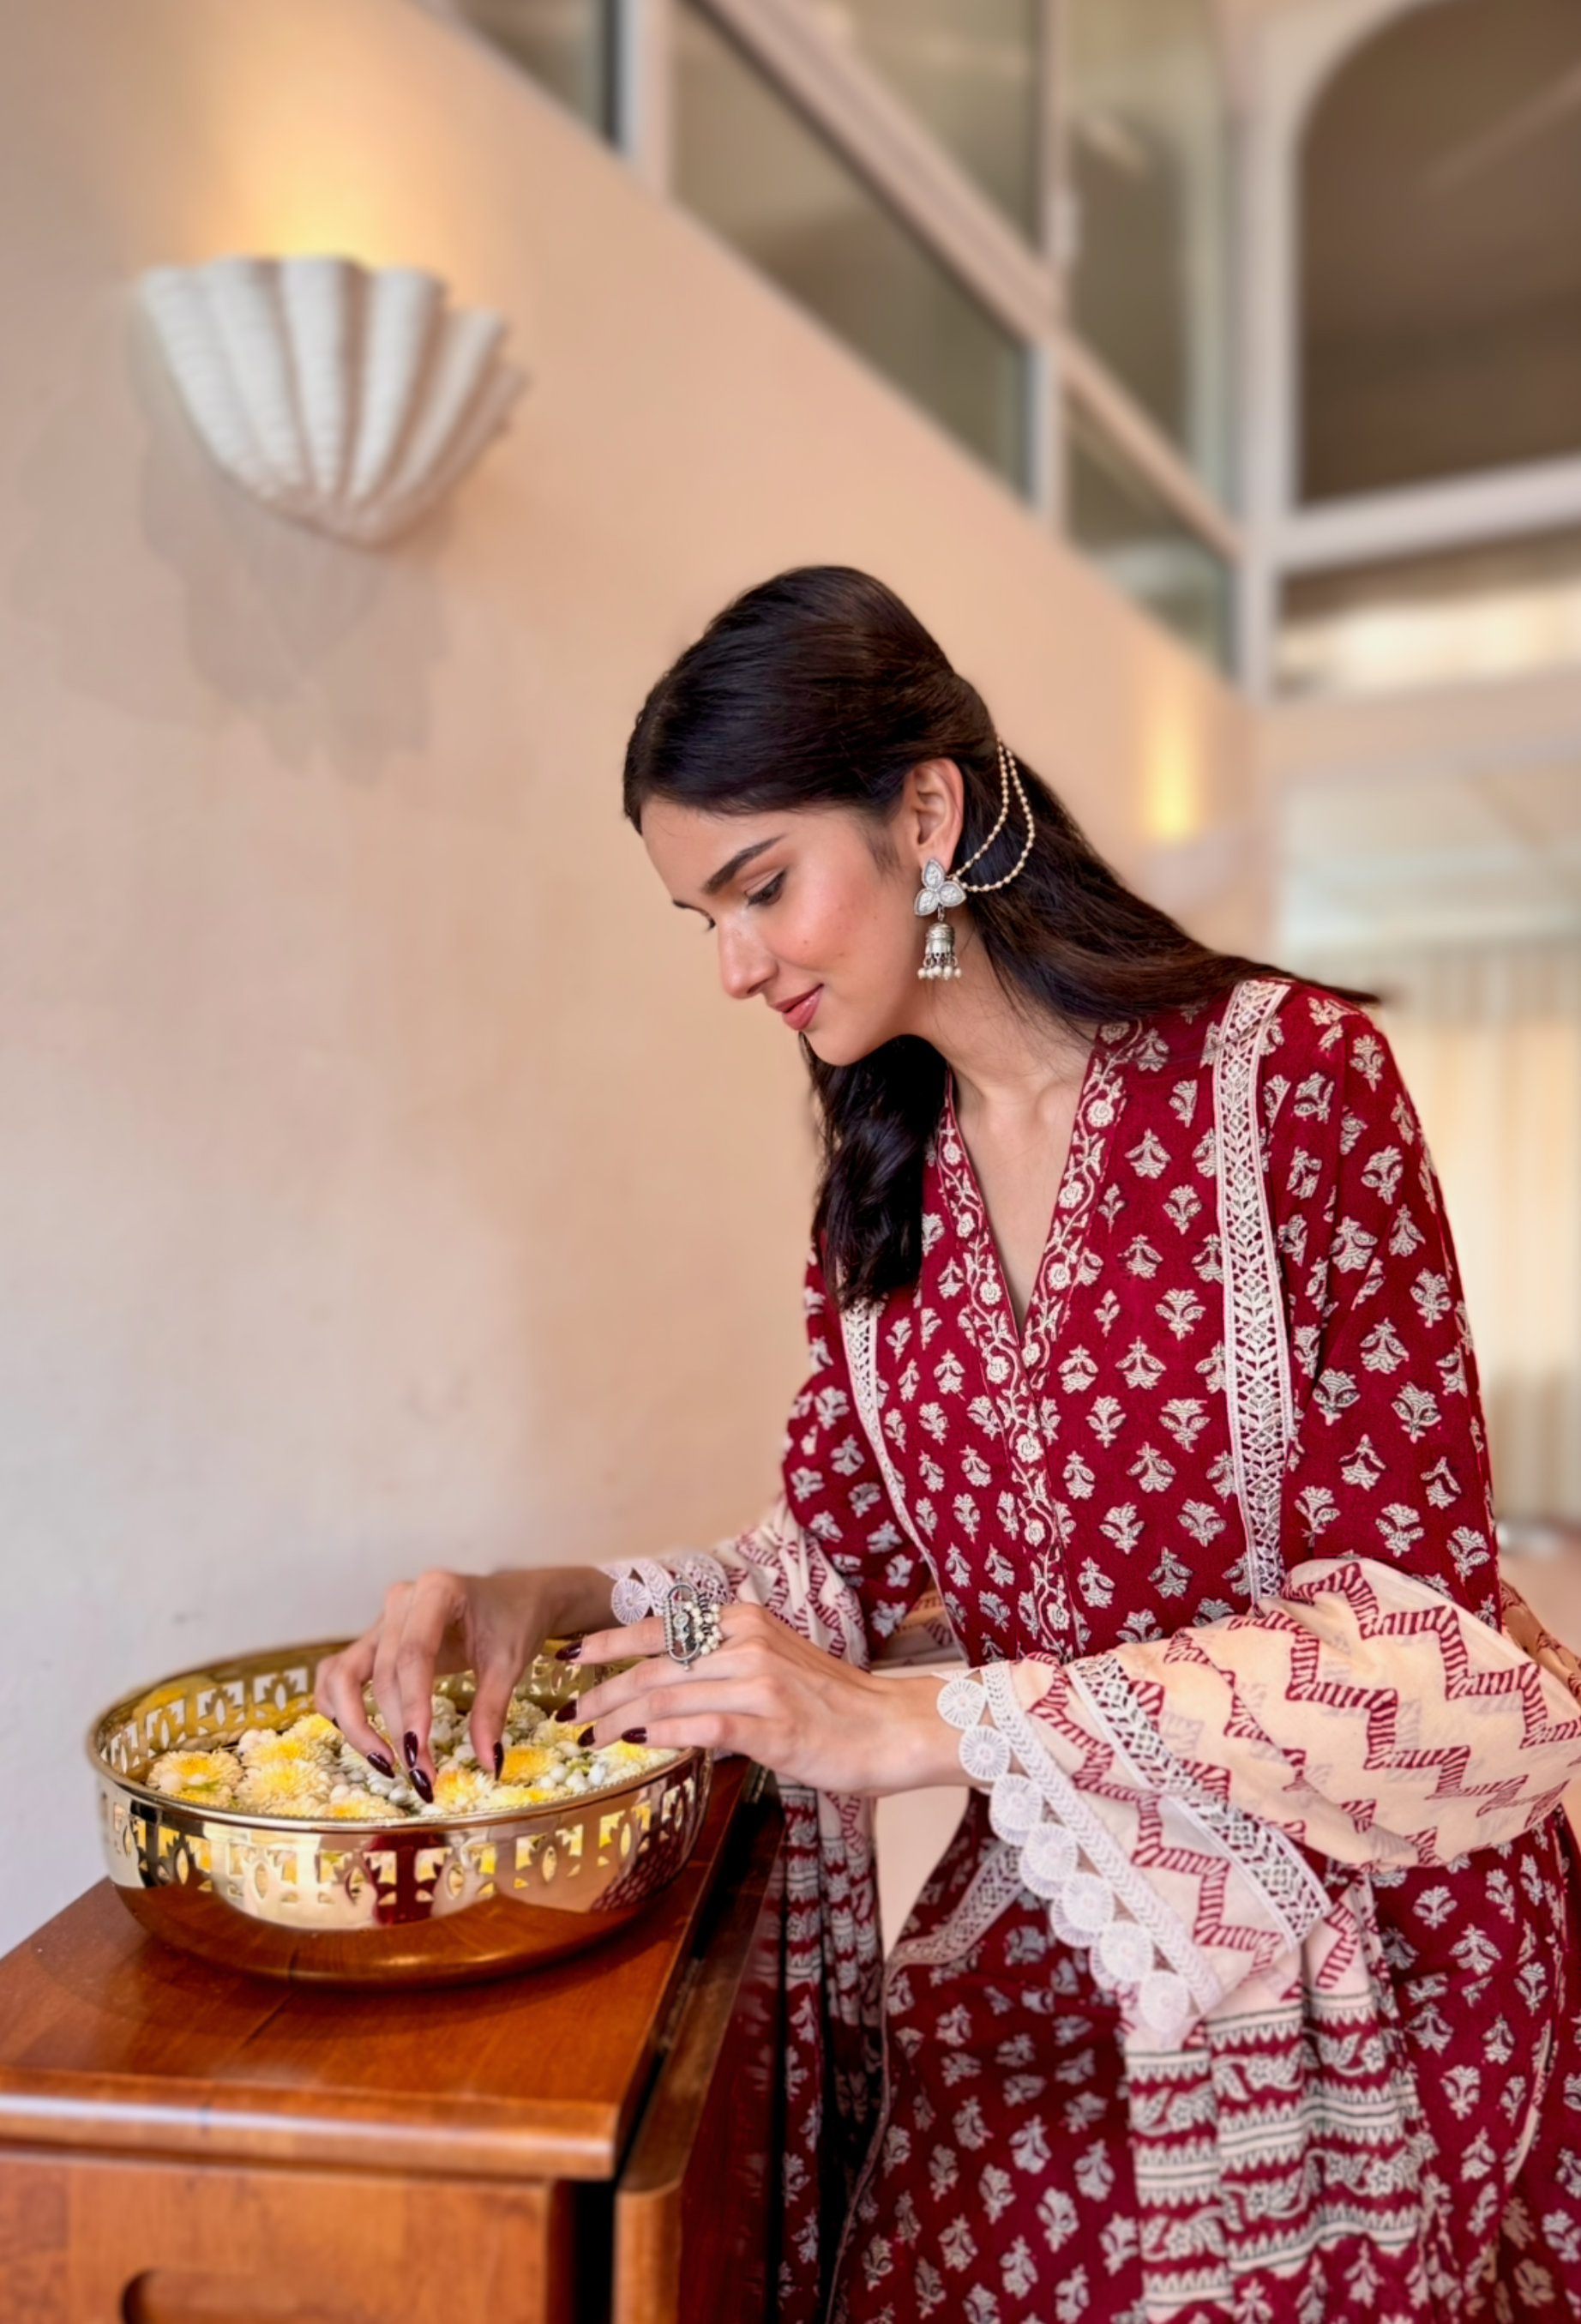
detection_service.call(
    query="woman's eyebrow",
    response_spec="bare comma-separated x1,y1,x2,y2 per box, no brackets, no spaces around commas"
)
702,835,784,896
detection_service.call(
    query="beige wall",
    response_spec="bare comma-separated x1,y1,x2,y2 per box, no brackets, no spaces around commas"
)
0,0,1260,1949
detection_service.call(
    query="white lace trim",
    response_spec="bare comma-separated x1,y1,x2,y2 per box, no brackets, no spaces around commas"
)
841,1297,932,1564
1214,978,1295,1605
1071,1653,1329,1948
599,1551,730,1627
939,1664,1223,2042
888,1838,1025,1972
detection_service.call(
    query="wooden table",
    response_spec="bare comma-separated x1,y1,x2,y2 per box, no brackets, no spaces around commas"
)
0,1759,784,2324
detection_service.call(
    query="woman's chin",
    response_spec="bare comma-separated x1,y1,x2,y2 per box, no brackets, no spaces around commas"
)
804,1022,892,1069
802,1023,854,1067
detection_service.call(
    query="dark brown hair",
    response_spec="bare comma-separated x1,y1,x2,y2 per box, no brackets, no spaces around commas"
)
623,566,1290,1305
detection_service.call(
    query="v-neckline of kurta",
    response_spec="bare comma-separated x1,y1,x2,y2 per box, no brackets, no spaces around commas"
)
941,1028,1122,1382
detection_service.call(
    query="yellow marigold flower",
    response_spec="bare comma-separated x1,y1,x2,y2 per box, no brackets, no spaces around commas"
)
286,1713,340,1747
325,1790,391,1821
500,1745,556,1784
235,1762,334,1816
431,1767,496,1815
147,1749,237,1805
237,1725,337,1776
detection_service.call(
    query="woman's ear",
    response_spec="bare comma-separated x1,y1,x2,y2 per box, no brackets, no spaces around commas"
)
905,759,965,869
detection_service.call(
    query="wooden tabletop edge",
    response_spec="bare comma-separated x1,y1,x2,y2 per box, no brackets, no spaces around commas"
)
0,2084,625,2183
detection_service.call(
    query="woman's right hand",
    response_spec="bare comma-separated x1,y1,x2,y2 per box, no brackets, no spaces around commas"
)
315,1565,608,1790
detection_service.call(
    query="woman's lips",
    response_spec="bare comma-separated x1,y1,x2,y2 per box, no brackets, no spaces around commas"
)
775,985,823,1033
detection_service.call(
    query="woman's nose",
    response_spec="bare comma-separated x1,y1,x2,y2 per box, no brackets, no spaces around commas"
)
716,918,772,1002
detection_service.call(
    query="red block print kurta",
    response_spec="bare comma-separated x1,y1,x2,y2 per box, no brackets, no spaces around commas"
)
762,983,1581,2322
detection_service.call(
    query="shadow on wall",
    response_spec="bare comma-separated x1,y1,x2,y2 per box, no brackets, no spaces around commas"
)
11,296,455,788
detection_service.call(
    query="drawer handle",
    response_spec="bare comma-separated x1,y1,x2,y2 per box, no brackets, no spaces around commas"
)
123,2272,375,2324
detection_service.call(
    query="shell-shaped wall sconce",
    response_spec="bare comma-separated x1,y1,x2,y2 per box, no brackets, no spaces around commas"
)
140,256,526,547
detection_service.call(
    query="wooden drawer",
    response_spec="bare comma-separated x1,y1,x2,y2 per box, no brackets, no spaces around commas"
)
0,2148,568,2324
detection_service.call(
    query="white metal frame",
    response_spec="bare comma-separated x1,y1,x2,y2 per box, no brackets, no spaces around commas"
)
1276,455,1581,578
613,0,675,190
1235,0,1581,694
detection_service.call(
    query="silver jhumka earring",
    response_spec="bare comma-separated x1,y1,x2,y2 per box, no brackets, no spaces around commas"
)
915,738,1037,981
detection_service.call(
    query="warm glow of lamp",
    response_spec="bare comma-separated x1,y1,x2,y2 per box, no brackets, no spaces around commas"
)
1143,719,1204,846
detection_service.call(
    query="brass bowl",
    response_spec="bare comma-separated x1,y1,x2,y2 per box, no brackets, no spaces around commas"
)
88,1641,711,1988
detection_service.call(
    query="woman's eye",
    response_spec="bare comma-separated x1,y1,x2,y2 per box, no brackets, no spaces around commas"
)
747,872,785,908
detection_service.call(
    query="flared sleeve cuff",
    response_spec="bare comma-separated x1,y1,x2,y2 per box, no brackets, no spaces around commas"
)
602,1498,871,1671
937,1657,1330,2045
597,1553,732,1627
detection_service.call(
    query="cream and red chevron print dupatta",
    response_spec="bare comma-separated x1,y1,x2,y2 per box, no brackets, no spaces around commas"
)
941,1555,1581,2320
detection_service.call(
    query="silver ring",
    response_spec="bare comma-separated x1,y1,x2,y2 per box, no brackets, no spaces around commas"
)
661,1580,724,1668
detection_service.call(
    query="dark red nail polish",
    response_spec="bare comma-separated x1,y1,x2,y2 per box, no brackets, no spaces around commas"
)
493,1741,504,1778
329,1715,340,1730
553,1700,579,1723
403,1731,420,1769
367,1751,395,1779
576,1725,596,1746
411,1767,434,1804
555,1640,583,1663
622,1727,647,1745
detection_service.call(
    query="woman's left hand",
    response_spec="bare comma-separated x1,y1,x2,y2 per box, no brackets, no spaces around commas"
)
571,1600,959,1797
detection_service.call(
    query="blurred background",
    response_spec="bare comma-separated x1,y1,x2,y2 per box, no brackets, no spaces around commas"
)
1,0,1578,1949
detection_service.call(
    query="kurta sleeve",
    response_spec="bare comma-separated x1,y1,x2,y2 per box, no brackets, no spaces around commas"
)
1265,991,1500,1623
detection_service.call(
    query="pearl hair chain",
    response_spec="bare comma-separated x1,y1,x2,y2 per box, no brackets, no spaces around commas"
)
915,738,1037,980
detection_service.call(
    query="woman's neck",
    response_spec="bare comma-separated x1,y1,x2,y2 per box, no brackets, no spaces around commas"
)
914,933,1092,1135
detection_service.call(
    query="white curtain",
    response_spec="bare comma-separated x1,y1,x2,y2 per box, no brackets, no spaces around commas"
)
1301,939,1581,1523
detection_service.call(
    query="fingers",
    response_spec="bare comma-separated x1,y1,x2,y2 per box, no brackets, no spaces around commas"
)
584,1675,771,1756
575,1616,664,1666
468,1641,525,1781
370,1570,470,1791
315,1630,392,1769
575,1599,776,1676
574,1619,783,1731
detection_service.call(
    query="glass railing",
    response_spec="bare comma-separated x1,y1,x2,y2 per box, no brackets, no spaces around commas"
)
798,0,1043,243
448,0,614,135
675,3,1030,493
1067,400,1232,669
1066,0,1233,509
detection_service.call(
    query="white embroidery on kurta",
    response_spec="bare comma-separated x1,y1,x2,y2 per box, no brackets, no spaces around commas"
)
887,1839,1025,1972
1213,977,1296,1604
841,1297,933,1567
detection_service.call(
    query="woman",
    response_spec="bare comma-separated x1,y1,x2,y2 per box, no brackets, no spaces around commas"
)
319,568,1581,2323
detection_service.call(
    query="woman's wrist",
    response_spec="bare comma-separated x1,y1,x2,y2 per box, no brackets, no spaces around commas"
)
499,1563,616,1644
864,1671,971,1796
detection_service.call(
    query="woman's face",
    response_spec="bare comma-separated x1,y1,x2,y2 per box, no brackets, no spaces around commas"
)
640,764,965,1068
